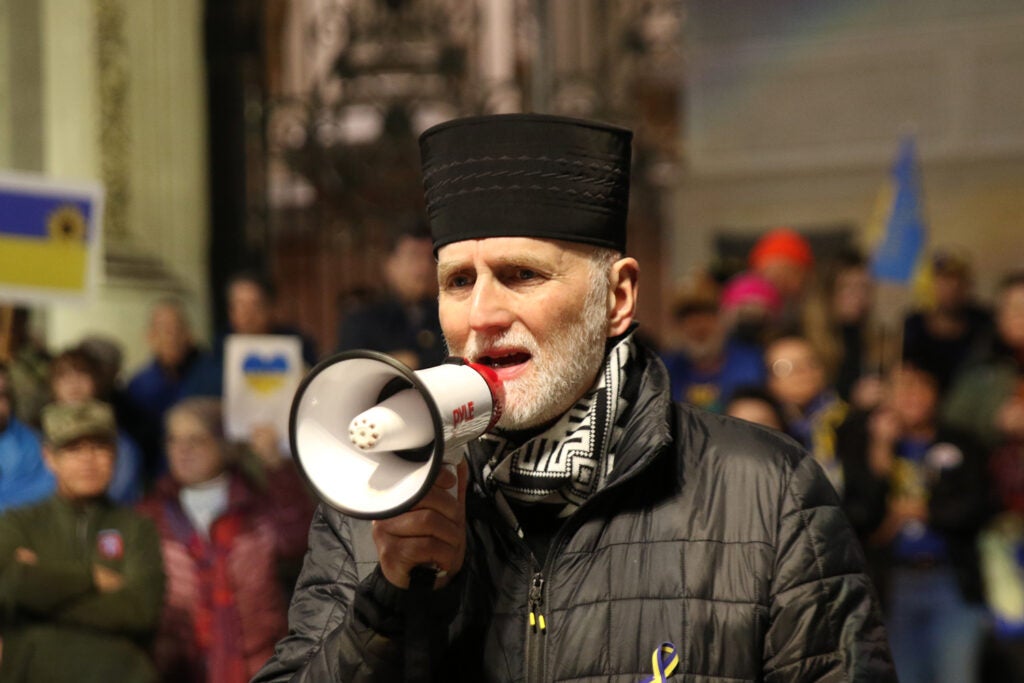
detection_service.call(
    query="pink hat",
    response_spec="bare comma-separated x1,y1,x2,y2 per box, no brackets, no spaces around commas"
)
720,272,783,316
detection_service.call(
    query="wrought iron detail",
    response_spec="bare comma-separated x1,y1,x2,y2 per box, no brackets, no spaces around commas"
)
95,0,130,241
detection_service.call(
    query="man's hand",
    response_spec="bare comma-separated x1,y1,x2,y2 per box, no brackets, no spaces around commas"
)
92,564,125,593
372,459,468,590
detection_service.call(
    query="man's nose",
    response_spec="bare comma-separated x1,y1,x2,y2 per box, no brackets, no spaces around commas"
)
467,277,514,333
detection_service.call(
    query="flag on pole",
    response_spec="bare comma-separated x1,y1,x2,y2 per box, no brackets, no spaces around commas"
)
864,137,931,365
869,137,927,284
0,171,104,305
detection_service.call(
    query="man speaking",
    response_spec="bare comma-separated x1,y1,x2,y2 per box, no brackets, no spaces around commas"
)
254,114,896,681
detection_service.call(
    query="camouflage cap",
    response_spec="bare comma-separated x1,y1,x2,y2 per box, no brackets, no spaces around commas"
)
41,400,117,449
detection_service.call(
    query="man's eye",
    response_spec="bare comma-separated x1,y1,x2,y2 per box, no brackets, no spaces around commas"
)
447,275,472,289
516,269,538,281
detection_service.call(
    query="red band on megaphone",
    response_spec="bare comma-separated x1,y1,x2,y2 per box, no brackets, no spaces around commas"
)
464,361,504,431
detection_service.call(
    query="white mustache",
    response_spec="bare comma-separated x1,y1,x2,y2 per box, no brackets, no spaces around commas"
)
463,327,539,362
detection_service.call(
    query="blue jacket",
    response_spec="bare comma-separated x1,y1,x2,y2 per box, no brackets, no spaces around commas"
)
661,338,765,411
0,418,54,512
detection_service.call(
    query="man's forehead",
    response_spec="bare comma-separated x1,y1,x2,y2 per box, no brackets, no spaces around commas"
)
436,236,590,264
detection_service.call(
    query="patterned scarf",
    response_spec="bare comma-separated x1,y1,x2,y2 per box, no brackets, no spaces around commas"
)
477,331,637,528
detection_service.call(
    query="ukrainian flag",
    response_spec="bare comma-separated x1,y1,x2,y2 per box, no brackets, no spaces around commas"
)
0,174,99,296
869,137,927,285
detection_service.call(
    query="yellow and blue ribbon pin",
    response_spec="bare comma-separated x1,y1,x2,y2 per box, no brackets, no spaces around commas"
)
640,642,679,682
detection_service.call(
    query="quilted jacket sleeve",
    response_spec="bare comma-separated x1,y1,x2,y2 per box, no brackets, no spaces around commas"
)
763,453,897,682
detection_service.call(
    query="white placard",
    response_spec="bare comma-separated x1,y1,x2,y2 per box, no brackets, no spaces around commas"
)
224,334,304,451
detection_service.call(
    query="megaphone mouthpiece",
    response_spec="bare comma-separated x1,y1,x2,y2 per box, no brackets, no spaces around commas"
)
348,389,434,452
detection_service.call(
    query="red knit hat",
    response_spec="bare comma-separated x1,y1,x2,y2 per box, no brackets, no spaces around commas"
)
749,228,814,270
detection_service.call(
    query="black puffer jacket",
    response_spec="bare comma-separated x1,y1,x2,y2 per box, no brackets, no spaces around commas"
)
254,348,895,682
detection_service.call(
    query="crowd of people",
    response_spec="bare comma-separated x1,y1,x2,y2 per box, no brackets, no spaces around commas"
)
0,272,324,682
0,216,451,681
659,228,1024,683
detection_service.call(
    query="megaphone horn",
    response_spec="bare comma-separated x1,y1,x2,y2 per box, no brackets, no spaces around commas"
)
289,350,503,519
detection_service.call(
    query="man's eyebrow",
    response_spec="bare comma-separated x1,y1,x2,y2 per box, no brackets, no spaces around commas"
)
437,254,555,280
436,261,467,281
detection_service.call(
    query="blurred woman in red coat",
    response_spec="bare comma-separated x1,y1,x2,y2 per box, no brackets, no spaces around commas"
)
136,398,314,683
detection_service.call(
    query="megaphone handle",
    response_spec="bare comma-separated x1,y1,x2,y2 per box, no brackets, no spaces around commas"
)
402,453,466,678
404,565,437,682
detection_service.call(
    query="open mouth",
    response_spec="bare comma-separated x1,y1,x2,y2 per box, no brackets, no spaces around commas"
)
476,350,531,369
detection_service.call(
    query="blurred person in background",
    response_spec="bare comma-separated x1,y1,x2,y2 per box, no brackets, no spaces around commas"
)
838,359,990,683
336,219,445,369
765,334,848,493
136,397,314,683
803,248,886,411
49,347,144,505
225,270,318,367
187,270,319,397
723,384,789,433
126,298,209,481
2,307,50,428
904,249,993,395
718,270,784,348
944,271,1024,449
0,364,53,512
79,334,154,482
748,227,816,331
660,273,764,411
0,400,164,683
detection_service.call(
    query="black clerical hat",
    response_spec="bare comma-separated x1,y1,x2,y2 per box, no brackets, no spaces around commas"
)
419,114,632,253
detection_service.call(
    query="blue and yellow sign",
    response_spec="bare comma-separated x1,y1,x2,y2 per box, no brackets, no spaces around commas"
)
242,353,292,394
0,171,103,303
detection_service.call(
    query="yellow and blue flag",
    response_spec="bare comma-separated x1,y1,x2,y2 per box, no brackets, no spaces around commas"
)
0,172,103,303
869,137,927,285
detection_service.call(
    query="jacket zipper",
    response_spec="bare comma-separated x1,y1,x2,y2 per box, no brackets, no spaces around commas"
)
526,571,546,681
528,573,546,633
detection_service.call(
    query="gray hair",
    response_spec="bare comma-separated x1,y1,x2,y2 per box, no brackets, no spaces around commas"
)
166,397,225,441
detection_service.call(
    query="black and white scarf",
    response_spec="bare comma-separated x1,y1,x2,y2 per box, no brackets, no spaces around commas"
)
476,331,637,528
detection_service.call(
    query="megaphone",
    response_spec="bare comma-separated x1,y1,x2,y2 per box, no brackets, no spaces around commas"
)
289,350,503,519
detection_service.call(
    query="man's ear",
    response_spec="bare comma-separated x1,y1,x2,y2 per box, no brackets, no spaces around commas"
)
607,257,640,337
